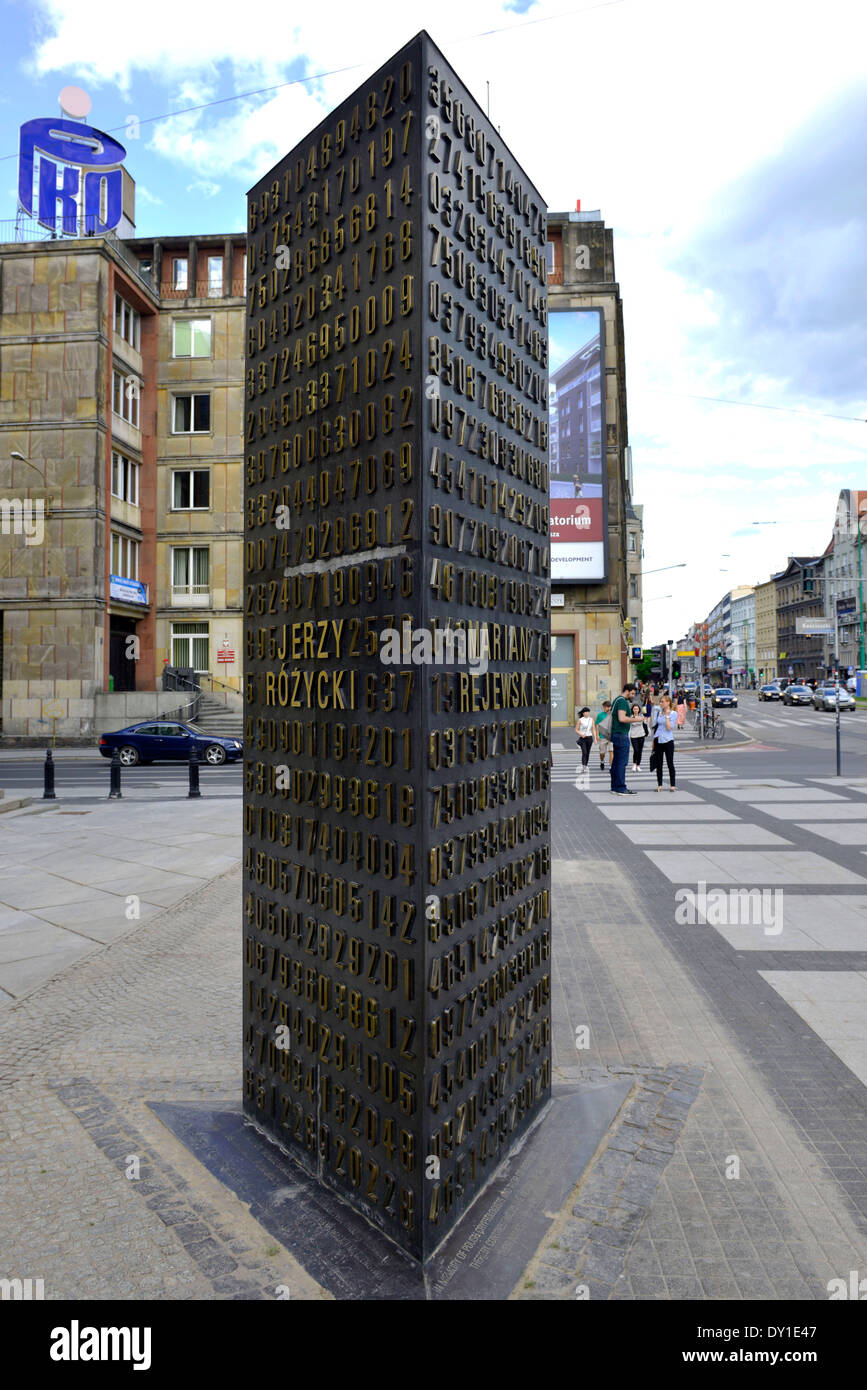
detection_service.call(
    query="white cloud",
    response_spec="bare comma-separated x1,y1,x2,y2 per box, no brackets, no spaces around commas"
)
186,179,221,198
135,185,163,205
22,0,867,647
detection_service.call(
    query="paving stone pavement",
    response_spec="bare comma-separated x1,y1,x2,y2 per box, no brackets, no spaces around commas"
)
0,862,328,1302
0,799,241,1004
524,758,867,1300
2,757,866,1300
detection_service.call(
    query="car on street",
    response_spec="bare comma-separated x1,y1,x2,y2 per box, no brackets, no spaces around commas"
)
782,683,813,706
712,687,738,707
759,683,782,701
811,684,856,712
98,721,243,766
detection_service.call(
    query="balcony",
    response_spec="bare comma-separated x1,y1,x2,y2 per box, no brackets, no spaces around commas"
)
160,279,246,300
171,584,210,608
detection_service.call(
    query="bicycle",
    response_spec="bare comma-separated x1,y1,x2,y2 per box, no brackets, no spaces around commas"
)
698,708,725,740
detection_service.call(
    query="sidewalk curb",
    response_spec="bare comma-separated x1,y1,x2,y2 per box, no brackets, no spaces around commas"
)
678,735,757,754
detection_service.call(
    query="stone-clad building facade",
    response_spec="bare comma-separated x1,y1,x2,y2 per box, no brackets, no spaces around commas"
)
0,231,245,741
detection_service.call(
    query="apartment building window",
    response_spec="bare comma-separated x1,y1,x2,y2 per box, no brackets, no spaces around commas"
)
172,469,210,510
207,255,223,296
113,293,140,350
630,577,638,599
172,393,210,434
111,451,139,505
628,533,636,552
172,257,188,291
171,622,210,673
112,368,140,427
111,531,139,579
172,546,209,600
172,318,212,358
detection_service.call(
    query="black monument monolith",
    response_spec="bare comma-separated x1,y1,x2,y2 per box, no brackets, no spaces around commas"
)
243,30,551,1261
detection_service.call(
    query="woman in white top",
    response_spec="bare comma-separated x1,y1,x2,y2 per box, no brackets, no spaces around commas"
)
575,706,594,780
629,702,648,773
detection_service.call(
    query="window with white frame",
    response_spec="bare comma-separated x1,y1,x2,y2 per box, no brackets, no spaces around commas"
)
172,318,212,358
110,531,139,579
171,546,209,598
112,368,140,427
172,469,210,510
172,257,188,290
171,621,210,673
207,255,223,297
172,393,210,434
113,293,141,350
111,450,139,505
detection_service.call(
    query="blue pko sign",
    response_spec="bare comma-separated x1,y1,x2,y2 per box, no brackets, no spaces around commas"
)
18,118,126,236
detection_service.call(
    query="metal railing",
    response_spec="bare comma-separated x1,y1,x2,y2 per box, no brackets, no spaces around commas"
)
160,669,202,725
0,218,155,295
159,279,246,301
199,671,242,707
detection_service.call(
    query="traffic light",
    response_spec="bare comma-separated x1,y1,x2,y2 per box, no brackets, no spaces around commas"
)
672,661,681,680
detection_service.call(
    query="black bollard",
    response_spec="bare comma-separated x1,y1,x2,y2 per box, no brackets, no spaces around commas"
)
42,748,56,800
108,746,123,799
188,740,201,799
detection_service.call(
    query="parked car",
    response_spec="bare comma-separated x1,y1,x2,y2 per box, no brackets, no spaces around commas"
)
712,687,738,707
782,684,812,706
811,684,856,712
98,721,243,766
759,684,782,701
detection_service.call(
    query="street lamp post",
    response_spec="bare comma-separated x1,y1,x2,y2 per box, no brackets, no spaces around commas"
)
858,522,866,669
830,597,842,777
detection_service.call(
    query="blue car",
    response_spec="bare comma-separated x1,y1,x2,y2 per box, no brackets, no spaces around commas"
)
98,721,242,767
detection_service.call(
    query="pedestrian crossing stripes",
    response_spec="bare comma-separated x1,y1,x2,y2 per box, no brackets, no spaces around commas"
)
557,744,867,1086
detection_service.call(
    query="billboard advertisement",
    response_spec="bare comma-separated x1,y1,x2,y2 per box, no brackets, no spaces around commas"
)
549,307,607,582
18,118,127,237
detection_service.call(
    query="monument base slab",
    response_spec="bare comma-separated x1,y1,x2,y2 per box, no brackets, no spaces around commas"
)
149,1076,630,1300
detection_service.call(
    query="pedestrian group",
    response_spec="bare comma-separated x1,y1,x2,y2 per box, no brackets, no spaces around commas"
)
575,679,679,793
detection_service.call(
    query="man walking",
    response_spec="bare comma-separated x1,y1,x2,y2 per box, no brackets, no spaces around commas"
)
610,681,641,794
594,700,613,773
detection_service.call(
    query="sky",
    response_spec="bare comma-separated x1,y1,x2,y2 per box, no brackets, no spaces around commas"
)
549,309,599,374
2,0,866,645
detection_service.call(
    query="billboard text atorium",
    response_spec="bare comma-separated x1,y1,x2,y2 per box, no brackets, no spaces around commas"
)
242,32,552,1261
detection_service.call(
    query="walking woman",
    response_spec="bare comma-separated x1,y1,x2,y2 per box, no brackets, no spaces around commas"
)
653,692,678,791
575,706,594,783
675,687,687,729
630,701,648,773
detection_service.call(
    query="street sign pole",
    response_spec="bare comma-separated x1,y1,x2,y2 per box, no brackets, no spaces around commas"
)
699,647,705,739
